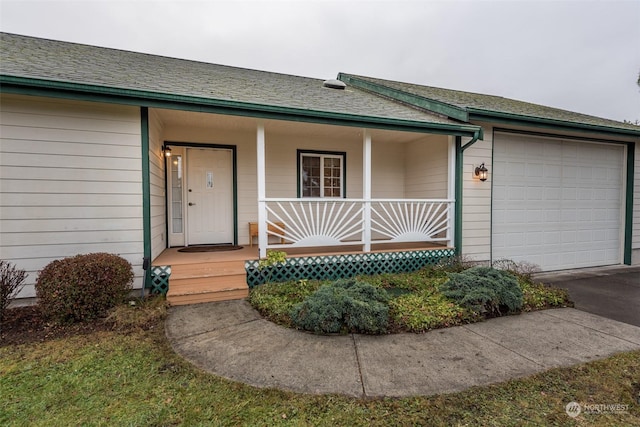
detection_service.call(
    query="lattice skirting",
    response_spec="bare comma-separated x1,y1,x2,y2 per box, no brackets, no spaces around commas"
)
245,249,454,288
149,265,171,295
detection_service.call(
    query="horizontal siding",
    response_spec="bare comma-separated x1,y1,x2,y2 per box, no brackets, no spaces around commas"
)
405,135,449,199
0,95,143,298
461,125,493,262
149,109,166,259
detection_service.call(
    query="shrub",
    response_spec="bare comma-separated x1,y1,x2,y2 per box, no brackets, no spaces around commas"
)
290,279,390,334
492,258,541,282
0,260,27,323
36,253,134,323
440,266,523,316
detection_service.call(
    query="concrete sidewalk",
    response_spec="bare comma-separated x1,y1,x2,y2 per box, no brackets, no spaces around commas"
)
166,301,640,398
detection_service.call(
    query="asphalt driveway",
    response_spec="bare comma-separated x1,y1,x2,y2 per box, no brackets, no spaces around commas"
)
538,266,640,327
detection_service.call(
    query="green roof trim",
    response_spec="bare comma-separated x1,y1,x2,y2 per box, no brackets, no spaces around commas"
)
469,109,640,138
338,74,640,139
0,74,482,138
339,73,469,122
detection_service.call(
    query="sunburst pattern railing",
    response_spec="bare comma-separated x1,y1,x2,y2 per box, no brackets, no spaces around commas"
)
370,201,451,242
262,198,452,249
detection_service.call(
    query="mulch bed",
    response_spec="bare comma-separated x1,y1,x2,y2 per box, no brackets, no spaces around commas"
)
0,306,114,347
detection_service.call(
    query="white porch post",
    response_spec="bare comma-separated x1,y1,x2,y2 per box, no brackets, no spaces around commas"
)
257,123,267,258
363,130,372,252
447,136,456,248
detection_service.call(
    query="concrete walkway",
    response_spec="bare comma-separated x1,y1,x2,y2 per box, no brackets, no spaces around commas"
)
166,301,640,398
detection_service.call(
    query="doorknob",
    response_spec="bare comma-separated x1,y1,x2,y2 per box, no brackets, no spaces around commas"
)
189,202,196,206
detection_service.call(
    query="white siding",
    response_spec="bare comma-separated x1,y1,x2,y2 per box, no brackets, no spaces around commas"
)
460,125,493,261
0,95,143,298
405,135,449,199
148,109,166,259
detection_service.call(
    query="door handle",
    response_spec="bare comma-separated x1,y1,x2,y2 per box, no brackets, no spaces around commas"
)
189,202,196,206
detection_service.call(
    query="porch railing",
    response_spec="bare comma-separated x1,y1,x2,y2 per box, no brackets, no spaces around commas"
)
259,198,453,254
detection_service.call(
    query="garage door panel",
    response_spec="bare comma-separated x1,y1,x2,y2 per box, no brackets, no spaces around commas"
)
493,133,623,271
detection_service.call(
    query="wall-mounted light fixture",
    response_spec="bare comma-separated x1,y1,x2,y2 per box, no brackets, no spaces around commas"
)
474,163,488,182
162,145,172,157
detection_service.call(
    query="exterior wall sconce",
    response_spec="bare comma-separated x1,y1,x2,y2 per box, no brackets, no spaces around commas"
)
474,163,488,181
162,145,172,157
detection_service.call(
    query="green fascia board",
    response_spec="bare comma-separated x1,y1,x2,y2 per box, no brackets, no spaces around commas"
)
0,75,480,138
468,109,640,139
624,142,635,265
339,73,469,122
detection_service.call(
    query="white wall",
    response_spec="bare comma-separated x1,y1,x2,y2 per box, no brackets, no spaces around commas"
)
460,124,493,261
405,135,449,199
0,94,144,298
148,109,166,259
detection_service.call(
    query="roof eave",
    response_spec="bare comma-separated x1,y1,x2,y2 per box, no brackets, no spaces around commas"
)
468,108,640,139
0,74,481,138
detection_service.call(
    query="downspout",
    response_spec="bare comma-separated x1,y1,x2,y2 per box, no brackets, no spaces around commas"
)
454,129,483,256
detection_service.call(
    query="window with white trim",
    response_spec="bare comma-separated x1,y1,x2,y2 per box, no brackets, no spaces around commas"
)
299,151,345,198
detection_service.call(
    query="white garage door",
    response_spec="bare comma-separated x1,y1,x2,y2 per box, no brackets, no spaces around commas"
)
492,132,624,271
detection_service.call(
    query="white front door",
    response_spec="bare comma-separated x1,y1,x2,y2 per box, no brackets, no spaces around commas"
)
186,148,233,245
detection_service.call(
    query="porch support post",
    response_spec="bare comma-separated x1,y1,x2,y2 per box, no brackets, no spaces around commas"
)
447,136,456,248
257,123,267,258
363,130,372,252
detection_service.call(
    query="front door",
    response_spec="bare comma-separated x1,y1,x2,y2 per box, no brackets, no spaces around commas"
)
186,148,233,245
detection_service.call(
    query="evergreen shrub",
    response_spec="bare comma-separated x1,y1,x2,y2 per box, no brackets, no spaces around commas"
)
36,253,134,323
440,266,523,315
290,279,390,334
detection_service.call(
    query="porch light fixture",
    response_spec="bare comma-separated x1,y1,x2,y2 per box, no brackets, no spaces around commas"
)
162,145,172,157
474,163,488,182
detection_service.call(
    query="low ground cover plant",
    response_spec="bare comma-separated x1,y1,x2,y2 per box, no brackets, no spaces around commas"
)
290,279,390,334
36,252,134,324
249,259,571,334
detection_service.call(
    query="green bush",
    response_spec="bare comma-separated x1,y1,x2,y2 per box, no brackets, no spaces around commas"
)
440,266,523,316
36,253,134,323
290,279,390,334
0,260,27,323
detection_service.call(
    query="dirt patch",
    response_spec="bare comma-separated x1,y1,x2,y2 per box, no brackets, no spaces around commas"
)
0,299,168,347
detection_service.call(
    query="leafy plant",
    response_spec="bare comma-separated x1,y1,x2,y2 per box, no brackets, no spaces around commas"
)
290,279,390,334
249,279,322,327
520,281,571,311
0,260,27,323
257,250,288,284
36,253,134,324
440,266,523,316
389,292,473,332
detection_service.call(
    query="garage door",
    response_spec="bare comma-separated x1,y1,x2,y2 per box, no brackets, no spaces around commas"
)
492,132,624,271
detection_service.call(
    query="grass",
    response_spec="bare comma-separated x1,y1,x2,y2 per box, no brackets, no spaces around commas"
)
1,299,639,426
249,263,572,333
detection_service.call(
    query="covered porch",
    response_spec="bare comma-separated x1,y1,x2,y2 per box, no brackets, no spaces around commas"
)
147,106,478,304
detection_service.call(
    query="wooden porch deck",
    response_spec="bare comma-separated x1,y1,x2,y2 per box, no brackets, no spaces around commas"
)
154,243,446,305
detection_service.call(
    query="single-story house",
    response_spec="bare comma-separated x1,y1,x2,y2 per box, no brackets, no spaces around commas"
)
1,32,638,303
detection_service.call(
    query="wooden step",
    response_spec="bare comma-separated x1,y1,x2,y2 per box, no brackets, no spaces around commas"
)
169,261,246,278
166,274,249,306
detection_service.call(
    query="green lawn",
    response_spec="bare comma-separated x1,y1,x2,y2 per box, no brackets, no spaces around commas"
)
1,299,639,426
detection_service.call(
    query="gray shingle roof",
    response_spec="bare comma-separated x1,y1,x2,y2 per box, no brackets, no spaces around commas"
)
0,32,461,127
340,74,640,133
